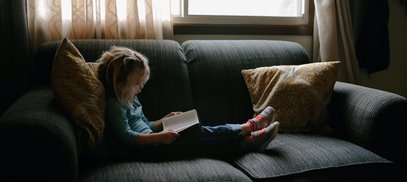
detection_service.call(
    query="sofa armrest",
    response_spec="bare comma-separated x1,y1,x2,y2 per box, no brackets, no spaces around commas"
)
328,81,407,165
0,87,78,182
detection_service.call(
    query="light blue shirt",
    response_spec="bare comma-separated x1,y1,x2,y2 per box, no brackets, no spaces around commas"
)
106,97,153,147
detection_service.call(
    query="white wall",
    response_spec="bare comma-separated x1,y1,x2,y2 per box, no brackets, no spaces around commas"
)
174,0,407,97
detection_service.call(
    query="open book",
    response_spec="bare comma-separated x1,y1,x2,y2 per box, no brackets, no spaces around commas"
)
162,109,200,132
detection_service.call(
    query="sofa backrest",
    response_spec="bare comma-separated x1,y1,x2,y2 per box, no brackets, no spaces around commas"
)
35,39,310,125
34,39,193,120
181,40,310,125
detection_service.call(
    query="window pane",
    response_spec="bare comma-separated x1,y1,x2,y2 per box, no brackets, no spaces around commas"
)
188,0,303,17
171,0,182,16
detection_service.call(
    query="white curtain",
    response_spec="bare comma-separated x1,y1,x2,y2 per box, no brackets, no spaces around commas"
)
313,0,360,83
27,0,173,51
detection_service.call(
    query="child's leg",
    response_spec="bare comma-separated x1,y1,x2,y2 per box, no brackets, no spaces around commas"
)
176,124,246,157
246,106,275,132
200,124,244,144
240,122,253,136
151,124,246,157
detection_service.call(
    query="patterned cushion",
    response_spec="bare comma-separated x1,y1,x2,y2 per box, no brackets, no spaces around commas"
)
51,38,105,152
241,61,340,133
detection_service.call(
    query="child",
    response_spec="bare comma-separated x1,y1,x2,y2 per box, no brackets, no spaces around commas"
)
97,46,279,159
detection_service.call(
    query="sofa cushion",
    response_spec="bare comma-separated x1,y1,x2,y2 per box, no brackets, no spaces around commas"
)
233,133,393,180
182,40,310,125
241,61,340,133
51,38,105,151
81,158,251,182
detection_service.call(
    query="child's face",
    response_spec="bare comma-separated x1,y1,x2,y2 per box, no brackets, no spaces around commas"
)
122,68,148,101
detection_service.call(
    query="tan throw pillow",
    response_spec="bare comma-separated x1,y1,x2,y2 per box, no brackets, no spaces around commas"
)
51,38,105,151
241,61,340,133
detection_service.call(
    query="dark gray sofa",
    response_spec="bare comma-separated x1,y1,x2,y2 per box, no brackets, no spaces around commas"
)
1,39,406,181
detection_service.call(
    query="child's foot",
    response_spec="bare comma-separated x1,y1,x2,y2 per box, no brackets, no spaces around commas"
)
243,121,279,152
247,106,275,131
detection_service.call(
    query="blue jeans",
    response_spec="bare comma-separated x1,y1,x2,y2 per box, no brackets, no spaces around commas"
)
132,124,244,160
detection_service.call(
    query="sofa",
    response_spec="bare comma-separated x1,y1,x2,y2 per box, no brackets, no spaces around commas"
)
1,39,406,182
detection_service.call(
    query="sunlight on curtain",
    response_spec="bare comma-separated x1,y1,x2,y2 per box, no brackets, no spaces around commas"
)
27,0,173,51
313,0,359,83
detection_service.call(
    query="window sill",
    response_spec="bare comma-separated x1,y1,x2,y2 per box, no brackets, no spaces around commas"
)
173,23,313,35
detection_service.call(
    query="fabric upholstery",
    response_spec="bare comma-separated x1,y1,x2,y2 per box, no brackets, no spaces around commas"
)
234,133,392,180
2,39,405,181
241,61,340,133
329,81,407,165
0,87,78,182
87,62,100,73
51,38,105,150
81,158,251,182
182,40,310,125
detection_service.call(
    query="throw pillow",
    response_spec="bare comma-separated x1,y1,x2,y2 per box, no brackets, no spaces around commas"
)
241,61,340,133
51,38,105,151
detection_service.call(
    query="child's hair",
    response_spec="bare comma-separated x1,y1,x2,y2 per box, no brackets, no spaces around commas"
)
97,46,150,104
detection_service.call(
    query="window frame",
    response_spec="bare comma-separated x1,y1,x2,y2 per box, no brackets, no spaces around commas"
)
173,0,314,35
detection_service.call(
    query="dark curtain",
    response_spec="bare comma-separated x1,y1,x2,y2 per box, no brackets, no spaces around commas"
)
402,0,407,14
0,0,32,114
349,0,390,73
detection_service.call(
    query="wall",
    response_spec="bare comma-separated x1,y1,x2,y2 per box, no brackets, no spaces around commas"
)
357,1,407,97
174,1,407,98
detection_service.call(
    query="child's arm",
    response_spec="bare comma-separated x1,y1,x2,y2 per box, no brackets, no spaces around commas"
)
135,131,180,145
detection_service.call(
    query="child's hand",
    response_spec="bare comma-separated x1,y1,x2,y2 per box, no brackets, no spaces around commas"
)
163,111,183,118
157,130,180,144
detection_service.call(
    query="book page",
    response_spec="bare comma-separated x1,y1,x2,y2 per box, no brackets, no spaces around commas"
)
162,109,199,132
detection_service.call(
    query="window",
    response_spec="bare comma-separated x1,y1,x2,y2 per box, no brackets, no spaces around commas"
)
171,0,313,35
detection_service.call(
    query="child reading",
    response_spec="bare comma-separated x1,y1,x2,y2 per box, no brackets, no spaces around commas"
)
97,46,279,159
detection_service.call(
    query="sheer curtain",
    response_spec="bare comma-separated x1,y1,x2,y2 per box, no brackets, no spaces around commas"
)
313,0,359,83
27,0,173,51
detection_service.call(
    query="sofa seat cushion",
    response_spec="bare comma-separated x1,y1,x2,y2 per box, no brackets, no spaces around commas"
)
81,158,251,182
234,134,393,180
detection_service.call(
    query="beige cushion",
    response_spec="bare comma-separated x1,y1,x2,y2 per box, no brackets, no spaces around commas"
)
51,38,105,151
241,61,340,133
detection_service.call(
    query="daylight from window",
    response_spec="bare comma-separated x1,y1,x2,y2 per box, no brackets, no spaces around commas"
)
172,0,304,17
